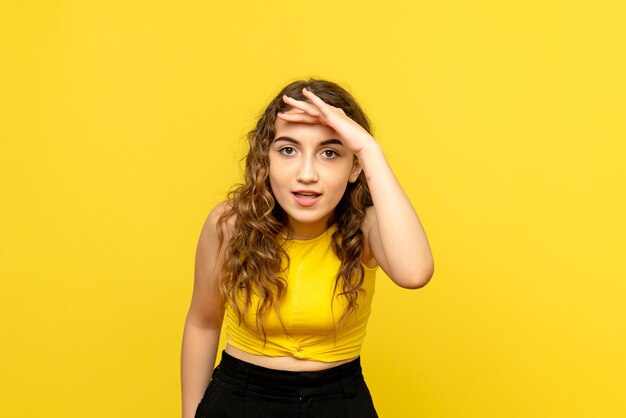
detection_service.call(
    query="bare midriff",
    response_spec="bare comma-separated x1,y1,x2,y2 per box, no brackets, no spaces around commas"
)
224,344,358,372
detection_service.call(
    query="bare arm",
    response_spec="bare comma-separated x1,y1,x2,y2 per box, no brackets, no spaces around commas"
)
359,143,435,289
181,202,229,418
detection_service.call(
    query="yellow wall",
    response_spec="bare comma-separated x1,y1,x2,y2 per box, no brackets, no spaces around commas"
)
1,1,625,417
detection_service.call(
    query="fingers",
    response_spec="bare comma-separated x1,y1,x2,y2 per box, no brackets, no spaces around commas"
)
301,87,329,111
276,112,320,124
301,88,345,118
280,88,344,125
282,94,320,116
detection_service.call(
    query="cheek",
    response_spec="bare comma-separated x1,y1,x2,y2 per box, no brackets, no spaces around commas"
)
328,166,354,188
268,169,287,197
325,175,351,202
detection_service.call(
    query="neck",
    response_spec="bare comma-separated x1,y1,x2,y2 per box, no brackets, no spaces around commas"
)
286,219,331,240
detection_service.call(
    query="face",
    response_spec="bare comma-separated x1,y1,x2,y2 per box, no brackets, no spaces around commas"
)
269,109,362,239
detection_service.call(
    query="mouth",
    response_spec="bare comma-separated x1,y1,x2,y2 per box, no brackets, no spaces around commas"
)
293,191,321,198
292,191,322,206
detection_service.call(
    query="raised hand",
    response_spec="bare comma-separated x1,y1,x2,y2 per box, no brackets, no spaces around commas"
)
277,87,376,156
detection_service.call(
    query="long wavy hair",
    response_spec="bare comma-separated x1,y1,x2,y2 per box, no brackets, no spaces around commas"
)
217,78,374,341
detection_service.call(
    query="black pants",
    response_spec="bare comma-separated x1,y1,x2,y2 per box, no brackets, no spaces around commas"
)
195,351,378,418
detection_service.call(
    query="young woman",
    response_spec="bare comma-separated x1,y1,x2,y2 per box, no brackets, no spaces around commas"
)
181,78,434,418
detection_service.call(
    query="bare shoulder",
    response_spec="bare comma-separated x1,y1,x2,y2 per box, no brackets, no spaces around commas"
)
188,200,235,328
201,200,235,242
361,205,378,235
360,206,379,268
196,199,235,267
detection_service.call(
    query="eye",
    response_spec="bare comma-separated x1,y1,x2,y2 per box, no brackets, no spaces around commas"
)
322,149,339,159
279,146,296,155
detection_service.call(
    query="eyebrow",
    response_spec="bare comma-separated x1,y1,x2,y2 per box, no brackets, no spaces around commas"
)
273,136,344,147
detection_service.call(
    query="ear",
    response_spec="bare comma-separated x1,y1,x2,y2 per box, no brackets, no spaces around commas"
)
348,157,363,183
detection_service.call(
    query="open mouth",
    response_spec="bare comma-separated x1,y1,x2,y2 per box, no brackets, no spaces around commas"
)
293,192,321,199
292,191,321,206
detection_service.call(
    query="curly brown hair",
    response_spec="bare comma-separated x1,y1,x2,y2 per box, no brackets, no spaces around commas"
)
217,78,374,342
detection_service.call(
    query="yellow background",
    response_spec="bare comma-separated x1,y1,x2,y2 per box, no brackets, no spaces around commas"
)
1,1,625,417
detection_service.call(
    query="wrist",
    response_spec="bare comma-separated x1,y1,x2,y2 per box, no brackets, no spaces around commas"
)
356,140,384,164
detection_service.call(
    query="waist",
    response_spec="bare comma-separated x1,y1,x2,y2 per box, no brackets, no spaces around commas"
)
214,350,365,396
225,344,358,371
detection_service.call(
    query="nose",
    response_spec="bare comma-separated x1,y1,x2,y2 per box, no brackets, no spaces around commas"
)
296,155,319,184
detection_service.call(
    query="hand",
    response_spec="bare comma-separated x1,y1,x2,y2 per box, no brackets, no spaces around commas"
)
277,87,376,156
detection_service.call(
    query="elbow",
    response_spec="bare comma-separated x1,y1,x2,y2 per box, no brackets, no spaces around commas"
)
400,274,432,289
397,261,434,290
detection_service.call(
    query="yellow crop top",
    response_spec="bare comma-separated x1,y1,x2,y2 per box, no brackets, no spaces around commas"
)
224,225,378,363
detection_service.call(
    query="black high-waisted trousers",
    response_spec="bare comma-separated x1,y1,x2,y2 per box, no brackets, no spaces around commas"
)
194,350,379,418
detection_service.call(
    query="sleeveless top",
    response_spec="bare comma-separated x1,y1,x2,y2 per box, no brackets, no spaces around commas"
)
224,225,378,362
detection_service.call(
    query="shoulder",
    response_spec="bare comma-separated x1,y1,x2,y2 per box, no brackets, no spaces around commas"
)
207,199,233,221
200,200,236,244
360,205,377,235
194,200,236,284
359,206,378,268
190,201,234,327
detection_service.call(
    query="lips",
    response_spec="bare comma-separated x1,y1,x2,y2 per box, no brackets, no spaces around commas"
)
292,190,321,207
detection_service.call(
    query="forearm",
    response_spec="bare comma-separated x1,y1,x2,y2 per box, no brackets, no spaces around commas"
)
358,142,434,286
180,319,222,418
